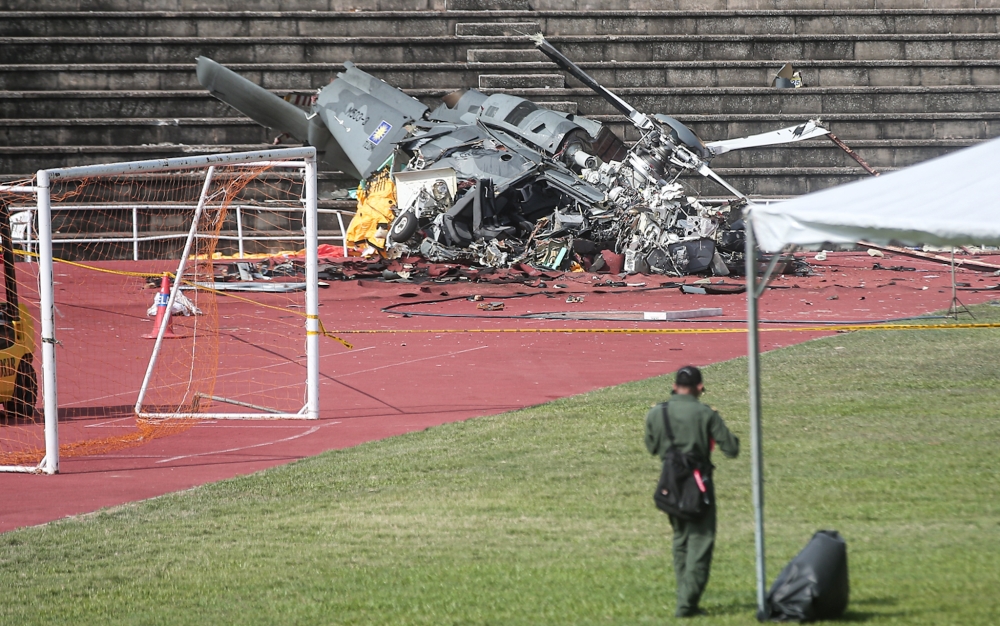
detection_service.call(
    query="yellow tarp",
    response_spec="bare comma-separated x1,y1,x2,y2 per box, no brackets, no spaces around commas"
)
346,171,396,250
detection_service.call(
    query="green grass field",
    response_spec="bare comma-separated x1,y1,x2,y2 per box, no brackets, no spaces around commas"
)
3,306,999,625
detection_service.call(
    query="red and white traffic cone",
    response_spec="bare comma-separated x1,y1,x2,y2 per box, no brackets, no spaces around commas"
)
144,273,181,339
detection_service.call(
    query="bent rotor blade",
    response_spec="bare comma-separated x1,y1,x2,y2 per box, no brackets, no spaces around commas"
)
705,120,830,157
698,162,747,199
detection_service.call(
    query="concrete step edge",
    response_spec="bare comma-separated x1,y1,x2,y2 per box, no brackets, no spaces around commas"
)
7,8,1000,17
6,112,1000,124
7,85,1000,98
5,33,1000,43
0,165,902,177
0,138,985,154
8,59,1000,70
0,144,276,154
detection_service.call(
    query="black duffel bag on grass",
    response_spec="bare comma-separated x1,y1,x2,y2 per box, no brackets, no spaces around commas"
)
759,530,850,622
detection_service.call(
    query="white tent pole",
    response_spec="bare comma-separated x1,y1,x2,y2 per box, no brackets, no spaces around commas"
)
745,216,767,614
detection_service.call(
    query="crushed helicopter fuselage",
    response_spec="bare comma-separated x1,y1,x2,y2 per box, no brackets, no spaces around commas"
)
196,36,830,277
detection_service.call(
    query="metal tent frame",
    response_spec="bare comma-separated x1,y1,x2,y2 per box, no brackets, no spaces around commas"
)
744,217,796,614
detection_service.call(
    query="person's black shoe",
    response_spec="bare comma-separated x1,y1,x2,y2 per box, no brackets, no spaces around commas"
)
675,607,708,618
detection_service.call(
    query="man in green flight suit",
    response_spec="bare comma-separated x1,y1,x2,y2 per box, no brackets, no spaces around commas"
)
645,366,740,618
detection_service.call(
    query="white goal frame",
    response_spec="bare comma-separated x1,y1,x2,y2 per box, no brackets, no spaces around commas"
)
12,147,321,475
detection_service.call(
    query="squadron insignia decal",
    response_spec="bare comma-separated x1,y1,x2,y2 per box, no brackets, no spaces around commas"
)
367,121,392,146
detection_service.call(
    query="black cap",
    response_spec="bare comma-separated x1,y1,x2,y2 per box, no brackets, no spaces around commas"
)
675,366,703,388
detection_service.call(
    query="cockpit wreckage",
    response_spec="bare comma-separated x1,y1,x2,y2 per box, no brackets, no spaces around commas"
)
197,36,830,278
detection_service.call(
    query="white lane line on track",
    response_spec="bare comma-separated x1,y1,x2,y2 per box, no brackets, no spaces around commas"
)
333,345,489,378
85,422,331,429
84,415,139,428
155,422,336,464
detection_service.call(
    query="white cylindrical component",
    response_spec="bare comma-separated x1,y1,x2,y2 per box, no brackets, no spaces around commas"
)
135,166,215,415
572,148,600,170
27,209,34,262
304,155,320,420
336,211,348,257
236,205,245,259
132,205,139,261
36,170,59,475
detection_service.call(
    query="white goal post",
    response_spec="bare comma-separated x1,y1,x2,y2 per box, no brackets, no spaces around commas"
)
21,147,321,475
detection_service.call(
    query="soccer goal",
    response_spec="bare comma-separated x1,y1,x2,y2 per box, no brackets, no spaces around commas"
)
0,147,327,475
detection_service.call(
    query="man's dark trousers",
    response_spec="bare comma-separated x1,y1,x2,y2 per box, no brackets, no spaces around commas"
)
670,505,716,616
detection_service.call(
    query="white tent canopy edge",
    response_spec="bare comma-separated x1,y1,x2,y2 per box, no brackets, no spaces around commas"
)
747,134,1000,253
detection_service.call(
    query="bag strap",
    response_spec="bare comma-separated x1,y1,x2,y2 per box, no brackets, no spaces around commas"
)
661,402,676,447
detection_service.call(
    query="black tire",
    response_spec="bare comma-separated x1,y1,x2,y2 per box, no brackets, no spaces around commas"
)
8,358,37,421
388,210,419,243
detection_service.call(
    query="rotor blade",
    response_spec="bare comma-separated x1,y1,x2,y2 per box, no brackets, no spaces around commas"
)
698,162,747,199
530,34,654,130
705,119,830,157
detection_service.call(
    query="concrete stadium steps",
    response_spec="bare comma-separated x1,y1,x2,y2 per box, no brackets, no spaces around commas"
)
2,3,999,205
708,138,973,168
558,60,1000,89
681,167,879,196
479,74,565,89
6,9,1000,38
2,0,998,9
0,0,448,10
6,33,1000,64
526,0,1000,9
596,112,1000,142
0,118,272,146
9,85,1000,119
7,86,1000,119
0,139,968,173
5,113,999,148
7,60,1000,91
0,143,278,172
501,85,1000,115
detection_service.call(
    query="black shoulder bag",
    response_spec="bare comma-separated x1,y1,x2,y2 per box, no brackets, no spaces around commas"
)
653,402,713,521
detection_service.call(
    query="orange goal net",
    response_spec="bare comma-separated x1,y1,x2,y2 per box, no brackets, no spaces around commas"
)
0,148,330,474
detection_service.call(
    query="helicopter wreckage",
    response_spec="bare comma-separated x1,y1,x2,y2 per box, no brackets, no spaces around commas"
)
197,35,830,278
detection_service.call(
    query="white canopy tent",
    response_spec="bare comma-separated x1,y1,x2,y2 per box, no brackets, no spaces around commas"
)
740,134,1000,615
749,134,1000,253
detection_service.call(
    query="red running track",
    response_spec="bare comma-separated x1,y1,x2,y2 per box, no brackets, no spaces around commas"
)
3,251,999,532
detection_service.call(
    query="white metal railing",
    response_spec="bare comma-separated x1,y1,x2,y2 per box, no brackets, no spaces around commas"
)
7,203,351,261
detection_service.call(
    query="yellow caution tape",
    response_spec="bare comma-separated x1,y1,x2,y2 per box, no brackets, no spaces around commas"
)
325,322,1000,335
16,248,355,350
317,319,354,349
